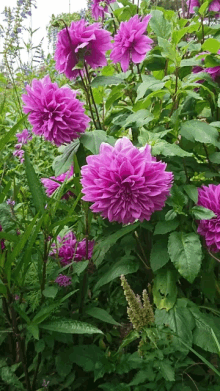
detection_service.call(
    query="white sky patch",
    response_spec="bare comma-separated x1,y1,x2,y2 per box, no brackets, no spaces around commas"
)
0,0,88,63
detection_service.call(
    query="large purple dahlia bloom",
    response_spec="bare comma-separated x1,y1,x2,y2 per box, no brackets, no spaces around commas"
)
110,15,153,72
197,184,220,253
81,137,173,225
22,75,90,146
41,166,74,199
51,232,94,265
54,19,112,80
91,0,116,20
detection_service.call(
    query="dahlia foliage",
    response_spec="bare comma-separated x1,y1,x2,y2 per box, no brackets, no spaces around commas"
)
22,75,90,146
81,137,173,225
110,15,153,72
54,19,112,79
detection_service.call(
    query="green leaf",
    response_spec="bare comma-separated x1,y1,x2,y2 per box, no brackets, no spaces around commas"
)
25,152,46,214
199,0,209,15
150,237,170,272
158,37,177,63
129,368,155,386
136,76,165,101
27,324,39,340
202,38,220,53
40,318,103,334
52,139,80,176
149,10,171,40
152,140,192,157
0,180,12,203
154,220,179,235
159,361,175,381
124,110,154,127
209,152,220,164
93,222,139,267
68,345,104,372
155,300,195,346
6,213,39,284
94,255,138,291
0,115,27,153
35,339,45,353
91,76,125,87
183,185,198,203
191,205,216,220
80,129,116,155
153,268,178,310
56,353,72,378
168,232,202,283
180,120,220,148
0,366,25,390
86,307,121,326
43,286,58,299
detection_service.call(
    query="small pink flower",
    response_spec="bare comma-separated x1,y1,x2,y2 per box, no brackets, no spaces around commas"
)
110,15,153,72
41,166,74,198
55,274,72,287
16,129,32,144
0,225,5,251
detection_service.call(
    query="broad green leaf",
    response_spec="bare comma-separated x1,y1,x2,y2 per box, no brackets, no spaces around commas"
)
159,361,175,382
210,152,220,164
93,222,139,267
149,10,171,40
68,344,104,372
180,120,220,148
136,76,165,101
129,368,155,386
191,205,216,220
202,38,220,53
80,129,116,155
55,353,72,378
150,237,170,272
152,140,192,157
168,232,202,283
27,324,39,340
157,37,177,63
0,366,25,390
183,185,198,203
155,299,195,347
153,268,178,310
199,0,209,15
52,139,80,176
43,286,58,299
86,307,121,326
91,76,125,87
25,152,46,214
154,220,179,236
124,110,154,127
0,115,27,153
94,255,138,291
40,318,103,334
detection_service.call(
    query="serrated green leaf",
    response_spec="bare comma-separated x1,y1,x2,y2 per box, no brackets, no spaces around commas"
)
40,318,103,334
154,220,179,235
149,10,171,40
52,139,80,176
180,120,220,148
150,237,170,272
43,286,58,299
191,205,216,220
91,76,125,87
153,268,178,310
168,232,202,283
183,185,198,203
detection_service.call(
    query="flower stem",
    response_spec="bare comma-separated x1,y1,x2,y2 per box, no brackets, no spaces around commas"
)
79,71,98,129
84,62,102,129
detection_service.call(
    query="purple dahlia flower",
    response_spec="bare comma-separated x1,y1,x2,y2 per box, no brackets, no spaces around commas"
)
41,166,74,199
51,232,94,265
55,274,72,287
81,137,173,225
197,184,220,253
91,0,116,20
110,15,153,72
22,75,90,146
187,0,220,13
193,51,220,82
54,19,112,80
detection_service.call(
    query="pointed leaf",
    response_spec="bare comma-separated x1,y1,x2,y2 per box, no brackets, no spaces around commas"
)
40,318,103,334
